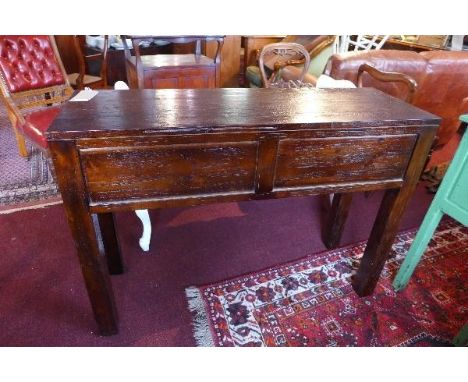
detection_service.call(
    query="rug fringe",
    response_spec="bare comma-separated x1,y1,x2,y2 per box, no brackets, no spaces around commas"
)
185,287,215,347
0,198,62,215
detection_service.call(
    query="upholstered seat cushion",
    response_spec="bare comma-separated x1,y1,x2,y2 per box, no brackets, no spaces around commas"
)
19,107,62,148
245,66,263,88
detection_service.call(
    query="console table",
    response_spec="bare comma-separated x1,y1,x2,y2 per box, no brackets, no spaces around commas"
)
46,88,439,335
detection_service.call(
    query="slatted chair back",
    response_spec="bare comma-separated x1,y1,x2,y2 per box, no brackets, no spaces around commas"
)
335,35,389,53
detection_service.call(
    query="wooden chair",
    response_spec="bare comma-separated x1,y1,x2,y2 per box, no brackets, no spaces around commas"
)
246,35,335,88
258,42,311,88
0,35,73,157
393,115,468,346
393,115,468,291
335,35,390,53
121,35,224,89
67,35,108,90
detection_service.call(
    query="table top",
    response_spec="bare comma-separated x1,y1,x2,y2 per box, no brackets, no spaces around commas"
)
47,88,440,140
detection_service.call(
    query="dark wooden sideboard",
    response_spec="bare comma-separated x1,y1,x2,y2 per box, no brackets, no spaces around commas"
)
46,88,439,335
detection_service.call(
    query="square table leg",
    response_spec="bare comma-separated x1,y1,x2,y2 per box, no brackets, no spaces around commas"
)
49,141,119,335
351,130,436,296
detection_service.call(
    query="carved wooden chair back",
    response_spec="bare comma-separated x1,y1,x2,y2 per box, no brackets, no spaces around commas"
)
67,35,108,90
0,35,72,157
259,43,311,88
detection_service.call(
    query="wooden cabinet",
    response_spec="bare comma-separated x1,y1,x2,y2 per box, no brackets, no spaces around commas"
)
122,35,224,89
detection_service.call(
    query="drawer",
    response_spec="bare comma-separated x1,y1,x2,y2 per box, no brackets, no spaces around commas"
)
274,135,417,189
144,67,216,89
80,141,258,203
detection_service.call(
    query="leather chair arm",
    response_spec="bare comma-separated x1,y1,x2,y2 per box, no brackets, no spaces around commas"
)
357,63,418,103
459,96,468,116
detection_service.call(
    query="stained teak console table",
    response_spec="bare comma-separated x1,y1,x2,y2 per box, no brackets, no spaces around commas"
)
46,88,440,335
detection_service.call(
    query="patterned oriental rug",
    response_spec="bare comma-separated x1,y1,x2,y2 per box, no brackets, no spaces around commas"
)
186,218,468,346
0,107,59,210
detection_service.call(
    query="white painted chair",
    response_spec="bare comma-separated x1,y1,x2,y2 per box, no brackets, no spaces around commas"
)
334,35,389,53
114,81,152,252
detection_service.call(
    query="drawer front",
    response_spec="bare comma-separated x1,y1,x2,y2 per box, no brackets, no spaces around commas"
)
80,141,258,202
274,135,417,189
145,67,216,89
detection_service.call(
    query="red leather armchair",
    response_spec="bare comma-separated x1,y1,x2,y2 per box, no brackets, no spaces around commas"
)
283,49,468,152
322,50,468,150
0,35,72,157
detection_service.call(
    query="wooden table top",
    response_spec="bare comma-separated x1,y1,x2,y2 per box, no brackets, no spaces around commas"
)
47,88,440,140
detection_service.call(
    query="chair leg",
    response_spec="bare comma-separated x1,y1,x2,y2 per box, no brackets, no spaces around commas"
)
393,205,444,291
135,209,152,252
453,324,468,347
13,128,29,158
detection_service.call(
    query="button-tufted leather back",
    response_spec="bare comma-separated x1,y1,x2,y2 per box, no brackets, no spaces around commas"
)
0,35,66,93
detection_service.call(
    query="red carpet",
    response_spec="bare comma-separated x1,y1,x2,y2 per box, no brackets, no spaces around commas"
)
0,182,454,346
187,218,468,346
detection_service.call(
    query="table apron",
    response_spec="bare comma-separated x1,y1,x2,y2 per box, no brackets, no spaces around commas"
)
75,131,419,211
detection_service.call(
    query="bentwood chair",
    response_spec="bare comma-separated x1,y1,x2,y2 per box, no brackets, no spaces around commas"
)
0,35,73,158
258,42,312,88
67,35,109,90
246,35,335,88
